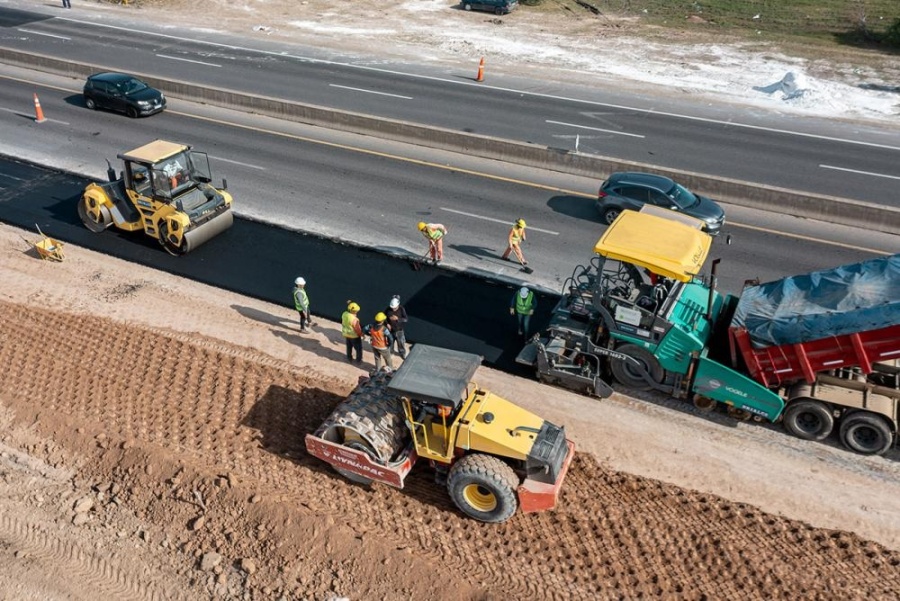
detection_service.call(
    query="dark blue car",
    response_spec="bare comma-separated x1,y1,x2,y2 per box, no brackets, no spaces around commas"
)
83,72,166,118
597,172,726,235
462,0,517,15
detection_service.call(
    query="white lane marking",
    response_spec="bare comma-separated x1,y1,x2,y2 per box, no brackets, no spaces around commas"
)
0,172,26,182
18,28,71,41
156,54,221,68
60,18,900,152
208,155,266,170
819,164,900,181
440,207,559,235
329,84,412,100
0,106,68,124
546,119,645,139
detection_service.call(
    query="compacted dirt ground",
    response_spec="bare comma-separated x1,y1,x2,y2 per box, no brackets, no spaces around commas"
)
2,222,900,600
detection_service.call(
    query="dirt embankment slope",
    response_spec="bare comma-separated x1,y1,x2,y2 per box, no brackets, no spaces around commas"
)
1,224,899,599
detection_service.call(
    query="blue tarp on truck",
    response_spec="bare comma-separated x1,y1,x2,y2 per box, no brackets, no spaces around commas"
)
731,254,900,348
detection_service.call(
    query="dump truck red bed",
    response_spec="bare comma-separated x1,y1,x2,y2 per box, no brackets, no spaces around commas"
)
731,323,900,387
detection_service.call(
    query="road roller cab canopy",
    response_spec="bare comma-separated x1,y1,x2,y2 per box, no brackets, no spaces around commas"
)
387,345,481,408
594,206,712,282
118,140,189,164
118,140,216,203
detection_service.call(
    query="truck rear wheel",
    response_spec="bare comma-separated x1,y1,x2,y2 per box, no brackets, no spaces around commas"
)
610,343,663,391
839,413,893,456
447,454,518,523
783,400,833,442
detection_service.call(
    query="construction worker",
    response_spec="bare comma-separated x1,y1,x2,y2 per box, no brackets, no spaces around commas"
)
342,301,364,364
363,312,395,373
292,277,312,332
417,222,448,264
384,295,409,360
501,218,528,267
510,286,536,337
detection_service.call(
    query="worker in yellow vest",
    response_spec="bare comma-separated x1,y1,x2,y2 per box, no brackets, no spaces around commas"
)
418,222,448,264
502,218,528,267
342,301,364,364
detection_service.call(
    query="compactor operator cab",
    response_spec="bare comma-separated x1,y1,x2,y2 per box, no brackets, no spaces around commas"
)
121,145,214,205
387,345,480,463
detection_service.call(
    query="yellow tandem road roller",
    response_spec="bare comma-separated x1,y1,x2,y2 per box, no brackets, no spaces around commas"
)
306,345,576,523
79,140,233,255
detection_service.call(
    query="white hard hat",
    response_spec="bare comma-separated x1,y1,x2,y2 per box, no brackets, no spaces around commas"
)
519,286,529,298
295,277,306,286
389,296,400,309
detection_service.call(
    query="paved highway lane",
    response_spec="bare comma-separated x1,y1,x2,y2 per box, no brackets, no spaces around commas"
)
0,72,895,300
0,156,554,372
1,3,900,207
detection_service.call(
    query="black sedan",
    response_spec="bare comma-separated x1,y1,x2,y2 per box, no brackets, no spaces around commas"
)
83,72,166,118
597,172,726,235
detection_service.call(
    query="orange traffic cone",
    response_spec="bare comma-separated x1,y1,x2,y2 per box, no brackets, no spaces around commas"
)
475,56,485,83
33,93,46,123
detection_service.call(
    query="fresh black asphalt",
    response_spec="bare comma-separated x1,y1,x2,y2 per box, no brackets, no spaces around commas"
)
0,154,554,374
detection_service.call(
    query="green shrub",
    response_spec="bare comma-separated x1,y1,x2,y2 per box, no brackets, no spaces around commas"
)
882,17,900,48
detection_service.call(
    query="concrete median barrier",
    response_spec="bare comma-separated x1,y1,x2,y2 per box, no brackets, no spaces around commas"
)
2,48,898,236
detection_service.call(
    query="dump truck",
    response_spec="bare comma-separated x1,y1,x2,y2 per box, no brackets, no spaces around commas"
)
78,140,233,254
306,344,575,523
517,206,900,455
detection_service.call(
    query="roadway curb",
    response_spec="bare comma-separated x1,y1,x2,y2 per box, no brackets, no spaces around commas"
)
3,48,898,236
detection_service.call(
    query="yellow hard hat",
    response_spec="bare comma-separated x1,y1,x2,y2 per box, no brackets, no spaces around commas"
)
375,312,387,323
417,222,427,231
516,218,526,228
347,302,360,313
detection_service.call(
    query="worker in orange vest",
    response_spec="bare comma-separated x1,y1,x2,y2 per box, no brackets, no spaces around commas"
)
502,218,528,267
342,301,364,364
418,222,448,264
363,312,395,373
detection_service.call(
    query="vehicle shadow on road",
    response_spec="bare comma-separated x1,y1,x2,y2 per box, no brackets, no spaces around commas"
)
63,94,89,109
241,384,342,473
547,194,603,223
623,385,900,462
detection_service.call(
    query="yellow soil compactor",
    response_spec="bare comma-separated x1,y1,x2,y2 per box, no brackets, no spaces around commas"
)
79,140,233,255
306,345,575,523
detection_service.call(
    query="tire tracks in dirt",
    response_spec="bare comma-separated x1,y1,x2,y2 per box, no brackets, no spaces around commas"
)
0,513,182,601
2,300,899,600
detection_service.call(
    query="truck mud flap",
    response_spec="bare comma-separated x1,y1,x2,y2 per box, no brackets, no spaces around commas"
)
693,357,785,421
305,433,416,489
518,439,575,513
183,209,234,252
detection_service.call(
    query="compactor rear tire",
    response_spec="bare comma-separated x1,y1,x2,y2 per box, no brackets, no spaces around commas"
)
610,343,663,391
159,222,188,256
783,400,833,442
447,454,518,523
839,413,893,456
78,196,112,233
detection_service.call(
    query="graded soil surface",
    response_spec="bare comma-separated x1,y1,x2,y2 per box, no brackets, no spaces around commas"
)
1,223,899,599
